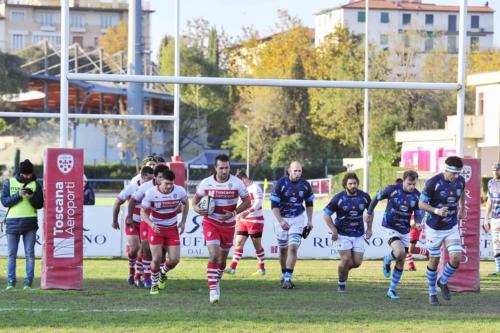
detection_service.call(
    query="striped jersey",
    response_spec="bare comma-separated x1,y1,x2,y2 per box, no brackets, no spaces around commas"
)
240,182,264,223
487,178,500,219
132,179,155,217
195,175,249,226
420,173,465,230
142,184,187,227
117,179,142,222
270,177,314,218
323,190,371,237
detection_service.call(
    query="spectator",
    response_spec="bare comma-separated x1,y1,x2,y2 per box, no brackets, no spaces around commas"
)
1,159,44,290
84,174,95,206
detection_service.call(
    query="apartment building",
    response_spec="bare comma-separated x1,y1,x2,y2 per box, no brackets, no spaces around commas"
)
315,0,494,53
0,0,152,53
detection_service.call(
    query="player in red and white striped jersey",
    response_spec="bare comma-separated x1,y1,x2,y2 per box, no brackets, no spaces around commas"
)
112,166,154,286
141,166,188,295
226,169,266,276
193,154,251,304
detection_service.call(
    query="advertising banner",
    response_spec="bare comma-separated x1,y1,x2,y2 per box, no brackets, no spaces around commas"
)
41,149,84,289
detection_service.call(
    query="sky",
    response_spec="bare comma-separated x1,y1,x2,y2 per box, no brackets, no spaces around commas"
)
148,0,500,58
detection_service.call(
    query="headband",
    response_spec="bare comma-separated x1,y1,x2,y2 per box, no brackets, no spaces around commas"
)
444,163,462,173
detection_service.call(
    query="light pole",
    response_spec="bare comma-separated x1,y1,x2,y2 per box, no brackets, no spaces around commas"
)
243,124,250,176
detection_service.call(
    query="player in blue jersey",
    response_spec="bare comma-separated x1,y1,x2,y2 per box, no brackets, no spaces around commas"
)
323,172,371,292
418,156,465,306
484,162,500,276
270,161,314,289
366,170,423,299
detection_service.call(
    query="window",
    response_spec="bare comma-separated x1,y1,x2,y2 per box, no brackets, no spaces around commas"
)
380,12,389,23
100,15,116,30
447,36,457,53
11,11,25,23
471,15,479,29
402,13,411,25
32,34,61,47
425,31,433,51
11,34,25,50
425,14,434,25
357,11,365,23
70,14,85,28
73,36,84,47
380,34,388,46
448,15,457,32
35,12,55,26
478,92,484,115
403,34,410,48
470,36,479,49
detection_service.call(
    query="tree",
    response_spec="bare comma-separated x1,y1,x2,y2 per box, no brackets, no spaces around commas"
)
99,22,128,55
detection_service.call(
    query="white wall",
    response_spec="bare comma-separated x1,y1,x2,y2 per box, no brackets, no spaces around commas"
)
476,84,500,147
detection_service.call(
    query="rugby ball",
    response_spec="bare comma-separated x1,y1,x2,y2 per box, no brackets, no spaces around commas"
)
198,195,215,214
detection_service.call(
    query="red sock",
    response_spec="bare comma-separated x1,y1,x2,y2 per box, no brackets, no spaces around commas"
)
256,248,265,270
230,248,243,270
142,255,152,281
207,261,218,290
135,256,143,280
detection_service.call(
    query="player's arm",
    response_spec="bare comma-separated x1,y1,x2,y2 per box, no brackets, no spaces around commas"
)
178,197,189,235
323,198,338,240
366,189,385,223
457,190,466,220
192,193,209,215
364,195,373,239
112,198,125,230
270,182,289,230
140,207,157,233
305,184,314,228
419,181,447,217
127,197,137,226
484,198,492,232
239,190,263,219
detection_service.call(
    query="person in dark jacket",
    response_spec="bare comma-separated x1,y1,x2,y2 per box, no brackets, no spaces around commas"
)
1,159,44,289
83,174,95,206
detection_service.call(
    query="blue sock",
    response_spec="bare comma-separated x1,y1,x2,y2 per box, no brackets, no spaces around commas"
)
390,267,403,291
439,262,457,285
426,266,437,296
338,280,346,287
495,256,500,272
284,271,293,281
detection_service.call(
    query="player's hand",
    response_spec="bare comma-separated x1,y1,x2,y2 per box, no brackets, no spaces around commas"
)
125,216,134,226
112,221,120,230
195,204,209,216
178,222,185,235
436,207,449,217
220,210,234,221
364,214,373,224
483,219,490,233
280,220,290,231
306,221,313,230
152,223,160,233
176,203,183,214
330,230,338,241
365,228,373,240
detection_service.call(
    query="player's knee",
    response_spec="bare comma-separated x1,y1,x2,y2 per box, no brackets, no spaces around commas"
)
288,233,302,247
278,239,288,249
428,247,441,258
351,261,362,269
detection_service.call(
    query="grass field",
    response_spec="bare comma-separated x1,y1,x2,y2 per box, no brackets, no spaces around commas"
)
0,258,498,332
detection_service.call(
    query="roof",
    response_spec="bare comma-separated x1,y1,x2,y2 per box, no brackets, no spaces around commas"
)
467,71,500,86
187,150,244,169
316,0,494,15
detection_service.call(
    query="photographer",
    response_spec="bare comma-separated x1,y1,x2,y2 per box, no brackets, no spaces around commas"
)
1,159,44,290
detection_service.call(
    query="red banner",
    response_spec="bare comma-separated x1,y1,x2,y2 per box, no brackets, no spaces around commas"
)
439,158,481,292
41,149,84,289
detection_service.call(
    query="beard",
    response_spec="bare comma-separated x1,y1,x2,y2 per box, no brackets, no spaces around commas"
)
347,188,357,195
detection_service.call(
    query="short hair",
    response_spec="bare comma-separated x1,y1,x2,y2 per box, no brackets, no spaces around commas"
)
394,178,404,184
402,170,418,181
154,164,170,177
342,172,359,189
235,169,248,180
142,155,156,166
444,156,463,169
141,166,154,176
154,156,166,163
214,154,230,166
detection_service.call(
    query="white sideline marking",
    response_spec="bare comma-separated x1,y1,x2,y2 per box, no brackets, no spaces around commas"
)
0,308,147,313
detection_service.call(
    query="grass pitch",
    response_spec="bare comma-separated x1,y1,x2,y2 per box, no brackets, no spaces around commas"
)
0,258,498,333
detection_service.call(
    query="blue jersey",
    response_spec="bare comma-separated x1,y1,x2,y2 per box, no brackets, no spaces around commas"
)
270,177,314,218
323,190,371,237
376,184,423,234
487,178,500,219
420,173,465,230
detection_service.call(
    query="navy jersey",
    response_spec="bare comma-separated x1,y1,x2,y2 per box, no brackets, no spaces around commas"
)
487,179,500,219
323,190,371,237
420,173,465,230
377,184,423,234
270,177,314,218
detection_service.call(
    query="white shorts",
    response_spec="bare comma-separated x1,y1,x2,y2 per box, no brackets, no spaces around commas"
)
336,235,365,253
383,227,410,248
274,214,305,241
425,225,461,249
491,218,500,231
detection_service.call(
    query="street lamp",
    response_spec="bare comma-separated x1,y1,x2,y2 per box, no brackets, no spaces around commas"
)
243,124,250,176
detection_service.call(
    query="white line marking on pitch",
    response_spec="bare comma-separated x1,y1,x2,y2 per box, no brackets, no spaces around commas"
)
0,308,147,313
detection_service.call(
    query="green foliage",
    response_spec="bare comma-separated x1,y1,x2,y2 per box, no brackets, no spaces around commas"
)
0,51,28,95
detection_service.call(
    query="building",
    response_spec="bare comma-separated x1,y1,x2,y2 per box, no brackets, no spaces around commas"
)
0,0,152,52
395,71,499,177
315,0,494,53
